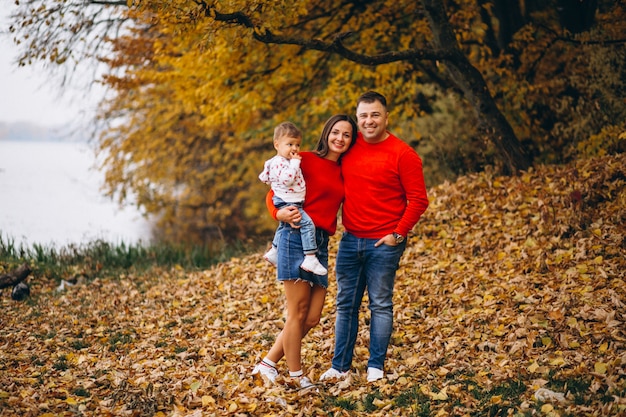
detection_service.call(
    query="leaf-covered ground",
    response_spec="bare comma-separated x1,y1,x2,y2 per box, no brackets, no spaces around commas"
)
1,154,625,417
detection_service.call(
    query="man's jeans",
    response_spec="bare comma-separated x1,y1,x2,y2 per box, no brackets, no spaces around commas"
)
332,232,406,372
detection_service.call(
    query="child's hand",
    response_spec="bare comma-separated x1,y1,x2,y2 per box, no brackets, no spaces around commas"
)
290,150,302,160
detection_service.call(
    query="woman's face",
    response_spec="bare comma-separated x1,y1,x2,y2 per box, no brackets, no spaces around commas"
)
326,120,353,160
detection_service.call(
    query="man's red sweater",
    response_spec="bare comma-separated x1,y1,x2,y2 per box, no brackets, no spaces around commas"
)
341,132,428,238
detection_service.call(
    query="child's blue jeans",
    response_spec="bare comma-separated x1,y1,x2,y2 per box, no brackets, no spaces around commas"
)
271,196,317,254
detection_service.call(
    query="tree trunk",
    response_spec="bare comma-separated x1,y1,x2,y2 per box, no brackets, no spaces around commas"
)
448,49,531,174
421,0,531,173
0,263,32,289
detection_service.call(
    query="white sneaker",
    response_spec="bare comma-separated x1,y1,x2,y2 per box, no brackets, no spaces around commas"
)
300,255,327,275
319,367,349,381
297,376,318,392
263,246,277,267
366,367,384,382
251,362,278,383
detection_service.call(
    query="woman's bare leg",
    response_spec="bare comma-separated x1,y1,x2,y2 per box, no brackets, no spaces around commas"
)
282,280,313,372
263,284,327,367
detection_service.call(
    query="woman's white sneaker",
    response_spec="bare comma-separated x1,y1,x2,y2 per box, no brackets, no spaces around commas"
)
298,376,318,392
251,362,278,383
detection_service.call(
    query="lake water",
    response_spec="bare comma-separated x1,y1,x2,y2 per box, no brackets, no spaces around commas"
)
0,141,153,247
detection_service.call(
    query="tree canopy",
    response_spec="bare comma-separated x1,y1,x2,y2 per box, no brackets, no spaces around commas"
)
8,0,626,243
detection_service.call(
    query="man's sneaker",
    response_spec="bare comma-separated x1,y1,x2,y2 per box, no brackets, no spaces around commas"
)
300,255,327,275
251,362,278,383
263,246,278,267
367,367,384,382
319,367,349,381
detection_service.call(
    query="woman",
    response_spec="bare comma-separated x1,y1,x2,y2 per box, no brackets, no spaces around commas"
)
252,114,357,390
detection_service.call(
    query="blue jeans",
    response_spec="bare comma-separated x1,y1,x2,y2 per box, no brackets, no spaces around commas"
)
271,196,317,254
332,232,406,371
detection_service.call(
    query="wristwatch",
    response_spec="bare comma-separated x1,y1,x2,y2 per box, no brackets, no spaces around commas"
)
393,232,405,244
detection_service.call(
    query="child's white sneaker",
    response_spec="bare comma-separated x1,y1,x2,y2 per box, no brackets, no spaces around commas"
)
263,246,278,267
300,255,327,275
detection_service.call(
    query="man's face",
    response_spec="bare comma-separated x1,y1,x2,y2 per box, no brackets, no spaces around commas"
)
274,135,301,159
356,100,388,143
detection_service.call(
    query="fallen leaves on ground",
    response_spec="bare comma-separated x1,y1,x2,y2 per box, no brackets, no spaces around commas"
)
1,154,625,416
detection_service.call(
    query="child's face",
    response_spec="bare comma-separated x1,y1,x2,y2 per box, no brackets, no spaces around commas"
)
274,135,301,159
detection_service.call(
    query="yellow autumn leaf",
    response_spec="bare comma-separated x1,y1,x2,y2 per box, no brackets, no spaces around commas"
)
550,356,565,366
372,398,387,407
430,386,449,401
190,381,201,392
406,355,420,366
396,376,409,386
435,408,449,417
594,362,608,374
436,366,450,376
528,362,540,373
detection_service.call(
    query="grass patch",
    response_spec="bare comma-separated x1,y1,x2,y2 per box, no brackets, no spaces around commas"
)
0,233,258,283
465,378,526,416
108,330,135,352
53,355,69,371
70,339,90,350
393,386,431,416
73,387,91,397
363,390,383,412
324,396,358,411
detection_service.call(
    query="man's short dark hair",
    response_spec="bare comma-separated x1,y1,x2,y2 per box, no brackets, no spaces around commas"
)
356,91,387,110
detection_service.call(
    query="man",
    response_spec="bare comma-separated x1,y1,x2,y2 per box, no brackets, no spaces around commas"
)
320,91,429,383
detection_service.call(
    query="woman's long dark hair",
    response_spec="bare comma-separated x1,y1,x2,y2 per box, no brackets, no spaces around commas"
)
314,114,358,161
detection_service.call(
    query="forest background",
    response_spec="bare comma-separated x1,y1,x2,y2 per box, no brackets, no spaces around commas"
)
7,0,626,246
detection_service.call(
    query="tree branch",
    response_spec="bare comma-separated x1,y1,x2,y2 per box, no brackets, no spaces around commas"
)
203,5,454,66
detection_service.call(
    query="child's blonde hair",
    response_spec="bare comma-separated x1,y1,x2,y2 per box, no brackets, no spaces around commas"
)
274,122,302,142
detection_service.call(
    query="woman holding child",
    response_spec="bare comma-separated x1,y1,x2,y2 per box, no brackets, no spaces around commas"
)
252,114,357,390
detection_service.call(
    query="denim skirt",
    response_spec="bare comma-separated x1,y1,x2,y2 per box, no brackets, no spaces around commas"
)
276,224,329,289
